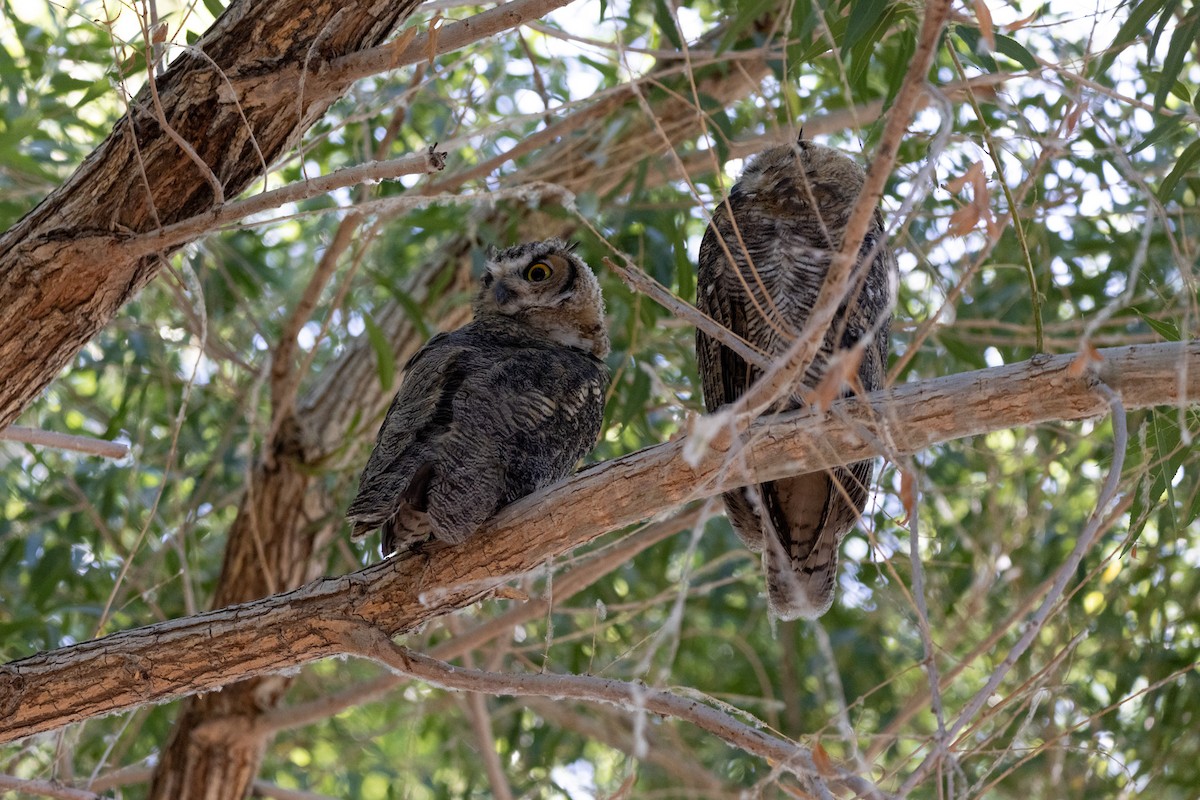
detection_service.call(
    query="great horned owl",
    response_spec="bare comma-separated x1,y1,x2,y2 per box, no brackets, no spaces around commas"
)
347,238,610,555
696,139,894,620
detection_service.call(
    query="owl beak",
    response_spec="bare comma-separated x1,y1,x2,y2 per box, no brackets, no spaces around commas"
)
493,282,514,306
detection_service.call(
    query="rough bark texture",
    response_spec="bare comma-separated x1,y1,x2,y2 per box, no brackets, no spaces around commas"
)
2,340,1196,745
0,0,422,429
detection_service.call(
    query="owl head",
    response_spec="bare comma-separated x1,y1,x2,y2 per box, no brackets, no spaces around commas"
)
734,138,867,212
474,238,610,359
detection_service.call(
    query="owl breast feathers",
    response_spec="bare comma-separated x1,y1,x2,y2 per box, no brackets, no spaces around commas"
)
347,238,610,555
696,139,895,620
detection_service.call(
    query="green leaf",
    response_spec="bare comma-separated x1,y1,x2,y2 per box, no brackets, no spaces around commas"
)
719,0,778,54
937,331,988,370
1128,409,1193,546
954,26,998,73
1148,0,1178,58
1168,80,1192,105
48,74,94,93
1134,308,1181,341
1154,9,1200,108
361,311,396,393
1157,138,1200,201
845,0,890,50
202,0,225,18
1129,115,1185,154
993,33,1039,72
653,0,683,50
1095,0,1170,77
884,28,916,106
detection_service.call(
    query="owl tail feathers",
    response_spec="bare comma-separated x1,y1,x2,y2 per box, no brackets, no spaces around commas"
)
380,505,430,556
761,474,845,620
763,540,837,620
346,461,436,551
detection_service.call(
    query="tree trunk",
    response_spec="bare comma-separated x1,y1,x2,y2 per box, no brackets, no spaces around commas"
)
146,441,330,798
0,0,421,429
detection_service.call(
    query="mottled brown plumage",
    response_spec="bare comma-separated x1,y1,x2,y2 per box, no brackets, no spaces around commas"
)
347,239,610,555
696,139,895,619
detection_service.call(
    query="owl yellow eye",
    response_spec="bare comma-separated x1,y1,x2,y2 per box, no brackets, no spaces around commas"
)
523,261,553,282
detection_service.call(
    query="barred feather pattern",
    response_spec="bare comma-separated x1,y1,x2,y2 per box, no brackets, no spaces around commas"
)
347,239,610,555
696,141,895,620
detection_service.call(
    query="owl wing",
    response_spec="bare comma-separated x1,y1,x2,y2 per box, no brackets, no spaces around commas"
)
696,200,766,555
423,344,609,544
695,193,883,620
345,331,460,542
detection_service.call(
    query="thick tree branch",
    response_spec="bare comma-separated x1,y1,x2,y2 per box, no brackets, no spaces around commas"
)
0,0,425,429
0,426,129,459
1,341,1195,744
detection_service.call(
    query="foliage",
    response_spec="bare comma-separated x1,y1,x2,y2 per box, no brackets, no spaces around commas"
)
1,0,1199,797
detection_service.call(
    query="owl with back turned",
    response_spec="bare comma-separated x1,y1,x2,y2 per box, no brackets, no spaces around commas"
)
347,239,610,555
696,139,895,620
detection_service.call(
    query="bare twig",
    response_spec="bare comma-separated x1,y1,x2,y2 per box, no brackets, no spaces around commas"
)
601,256,771,370
459,663,515,800
94,259,208,637
901,464,952,789
136,9,225,208
0,773,100,800
898,379,1130,793
318,0,578,89
122,148,448,259
0,427,130,459
344,628,891,799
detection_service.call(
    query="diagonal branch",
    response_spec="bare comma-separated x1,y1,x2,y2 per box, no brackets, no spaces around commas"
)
1,340,1195,744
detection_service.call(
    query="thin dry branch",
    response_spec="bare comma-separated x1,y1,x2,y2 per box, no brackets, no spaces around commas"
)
344,630,890,799
120,148,447,259
900,382,1130,793
317,0,579,89
0,427,130,460
0,773,100,800
602,256,771,370
1,341,1195,744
